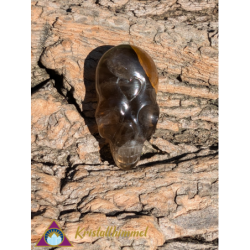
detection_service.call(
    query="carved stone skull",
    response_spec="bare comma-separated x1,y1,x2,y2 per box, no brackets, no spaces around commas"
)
95,44,159,169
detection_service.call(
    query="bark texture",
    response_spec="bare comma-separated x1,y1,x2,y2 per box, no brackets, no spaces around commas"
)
31,0,218,249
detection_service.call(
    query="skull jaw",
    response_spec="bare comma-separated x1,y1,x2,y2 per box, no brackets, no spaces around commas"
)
110,141,143,170
113,159,138,170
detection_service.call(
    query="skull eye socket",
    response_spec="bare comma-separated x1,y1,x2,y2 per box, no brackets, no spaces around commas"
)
96,99,131,140
118,77,142,101
138,105,159,139
96,103,120,140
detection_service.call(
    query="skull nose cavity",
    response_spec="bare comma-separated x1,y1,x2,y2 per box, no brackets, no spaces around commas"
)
118,77,141,100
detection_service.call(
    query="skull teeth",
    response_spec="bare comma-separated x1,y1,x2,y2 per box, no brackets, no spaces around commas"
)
117,154,140,164
117,146,141,157
116,146,142,164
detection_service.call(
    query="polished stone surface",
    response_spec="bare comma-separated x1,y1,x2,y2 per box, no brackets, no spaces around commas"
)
95,44,159,169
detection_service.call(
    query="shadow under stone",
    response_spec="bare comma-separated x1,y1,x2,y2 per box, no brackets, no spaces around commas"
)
83,45,114,164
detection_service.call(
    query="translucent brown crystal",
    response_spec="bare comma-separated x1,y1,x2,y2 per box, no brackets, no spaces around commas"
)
95,44,159,169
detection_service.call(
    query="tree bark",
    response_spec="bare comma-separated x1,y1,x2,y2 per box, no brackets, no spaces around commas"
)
31,0,218,249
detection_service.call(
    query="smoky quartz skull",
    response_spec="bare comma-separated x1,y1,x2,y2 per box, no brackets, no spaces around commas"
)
95,44,159,170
